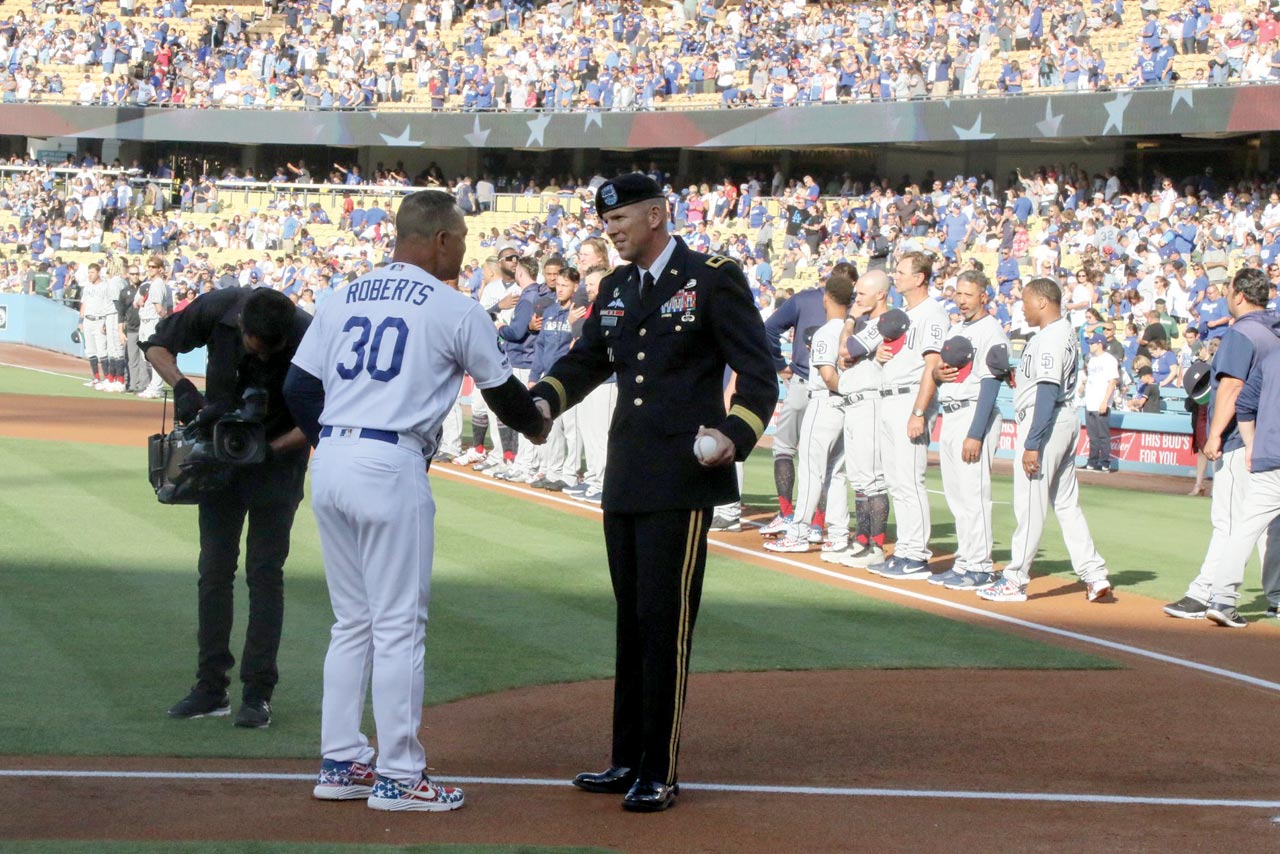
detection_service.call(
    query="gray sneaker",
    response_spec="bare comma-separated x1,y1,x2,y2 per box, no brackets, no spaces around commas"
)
927,568,965,587
1162,596,1208,620
1206,603,1247,628
943,570,998,591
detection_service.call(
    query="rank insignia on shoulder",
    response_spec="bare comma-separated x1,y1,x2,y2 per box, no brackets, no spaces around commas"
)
705,255,731,268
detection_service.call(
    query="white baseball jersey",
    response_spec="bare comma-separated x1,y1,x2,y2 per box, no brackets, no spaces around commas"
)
80,276,120,316
838,316,884,395
1015,317,1079,412
938,314,1010,403
292,262,514,443
807,318,845,393
881,298,948,388
1083,351,1120,410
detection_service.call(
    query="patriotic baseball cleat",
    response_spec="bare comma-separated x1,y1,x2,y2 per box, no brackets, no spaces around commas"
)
1085,578,1113,603
758,513,793,537
367,773,465,812
977,577,1028,602
763,533,810,553
313,758,376,800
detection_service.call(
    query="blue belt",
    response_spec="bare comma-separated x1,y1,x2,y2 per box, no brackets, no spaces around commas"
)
319,426,402,445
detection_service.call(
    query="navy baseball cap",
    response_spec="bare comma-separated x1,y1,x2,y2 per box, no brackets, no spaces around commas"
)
596,173,663,217
940,335,975,368
1184,361,1211,404
1087,332,1106,346
877,308,910,341
986,342,1013,383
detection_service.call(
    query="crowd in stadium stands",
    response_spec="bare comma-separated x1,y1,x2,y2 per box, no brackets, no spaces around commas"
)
0,0,1279,109
3,156,1277,414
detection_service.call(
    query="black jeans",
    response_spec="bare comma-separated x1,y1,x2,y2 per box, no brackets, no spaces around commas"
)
1086,410,1111,469
194,453,306,701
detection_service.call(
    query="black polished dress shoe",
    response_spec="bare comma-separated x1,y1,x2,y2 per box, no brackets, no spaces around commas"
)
622,778,679,812
572,766,636,793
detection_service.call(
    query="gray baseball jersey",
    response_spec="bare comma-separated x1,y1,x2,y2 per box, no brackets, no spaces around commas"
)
1015,317,1078,411
882,298,948,389
938,314,1010,404
838,317,884,395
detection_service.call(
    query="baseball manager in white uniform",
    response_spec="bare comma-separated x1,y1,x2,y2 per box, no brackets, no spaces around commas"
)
869,251,949,580
932,269,1009,590
284,191,550,811
980,277,1112,604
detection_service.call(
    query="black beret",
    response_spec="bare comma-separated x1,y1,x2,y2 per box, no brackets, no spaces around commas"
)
1184,361,1211,403
595,172,663,217
986,342,1011,378
940,335,975,369
877,308,910,341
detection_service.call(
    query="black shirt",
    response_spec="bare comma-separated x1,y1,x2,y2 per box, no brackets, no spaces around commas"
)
117,281,141,332
141,288,311,441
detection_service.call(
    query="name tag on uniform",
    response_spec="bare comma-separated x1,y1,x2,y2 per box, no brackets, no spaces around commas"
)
602,308,624,328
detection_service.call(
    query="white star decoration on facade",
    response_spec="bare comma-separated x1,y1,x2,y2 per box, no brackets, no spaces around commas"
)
1036,98,1064,137
1102,92,1132,135
584,110,603,132
953,115,995,140
525,113,552,147
379,124,422,147
463,116,491,147
1170,87,1194,114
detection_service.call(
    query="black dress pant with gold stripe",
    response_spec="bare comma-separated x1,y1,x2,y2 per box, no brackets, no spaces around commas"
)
602,507,713,786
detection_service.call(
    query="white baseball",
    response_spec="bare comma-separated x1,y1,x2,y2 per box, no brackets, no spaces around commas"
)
694,435,718,462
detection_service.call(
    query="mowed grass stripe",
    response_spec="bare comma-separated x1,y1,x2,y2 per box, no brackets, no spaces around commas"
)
0,436,1110,760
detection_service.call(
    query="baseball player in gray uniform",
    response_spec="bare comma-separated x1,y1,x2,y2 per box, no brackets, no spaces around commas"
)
79,262,126,392
980,277,1112,603
833,270,890,568
869,251,949,580
764,272,855,553
931,270,1009,590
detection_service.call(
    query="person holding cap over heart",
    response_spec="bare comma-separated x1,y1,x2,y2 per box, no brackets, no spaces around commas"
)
931,269,1011,591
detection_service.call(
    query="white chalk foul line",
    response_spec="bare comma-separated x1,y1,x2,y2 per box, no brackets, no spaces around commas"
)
436,466,1280,695
0,768,1276,809
0,361,89,382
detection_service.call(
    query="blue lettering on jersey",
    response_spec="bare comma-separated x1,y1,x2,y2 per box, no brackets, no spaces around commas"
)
346,277,435,305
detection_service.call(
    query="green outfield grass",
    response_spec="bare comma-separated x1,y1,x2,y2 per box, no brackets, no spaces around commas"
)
0,431,1111,761
0,363,166,402
0,844,615,854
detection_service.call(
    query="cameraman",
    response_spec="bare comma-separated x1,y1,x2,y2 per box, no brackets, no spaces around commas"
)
141,287,312,729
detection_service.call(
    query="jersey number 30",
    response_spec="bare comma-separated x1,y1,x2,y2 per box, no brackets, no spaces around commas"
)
337,315,407,382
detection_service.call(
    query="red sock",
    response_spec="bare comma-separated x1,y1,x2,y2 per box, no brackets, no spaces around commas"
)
872,534,885,547
778,497,794,517
811,510,825,530
504,451,516,462
474,444,485,453
856,534,870,546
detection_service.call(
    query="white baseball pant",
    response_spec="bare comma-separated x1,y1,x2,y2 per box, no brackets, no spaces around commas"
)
311,429,436,786
438,394,463,458
139,317,164,393
542,404,580,484
1211,468,1280,606
579,381,616,490
1003,407,1108,587
791,395,849,539
842,396,885,496
1184,446,1280,606
939,402,1001,575
877,392,933,562
771,375,810,459
84,311,123,361
511,367,543,473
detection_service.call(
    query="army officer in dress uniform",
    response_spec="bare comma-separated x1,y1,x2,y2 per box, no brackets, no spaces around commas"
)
530,173,777,812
